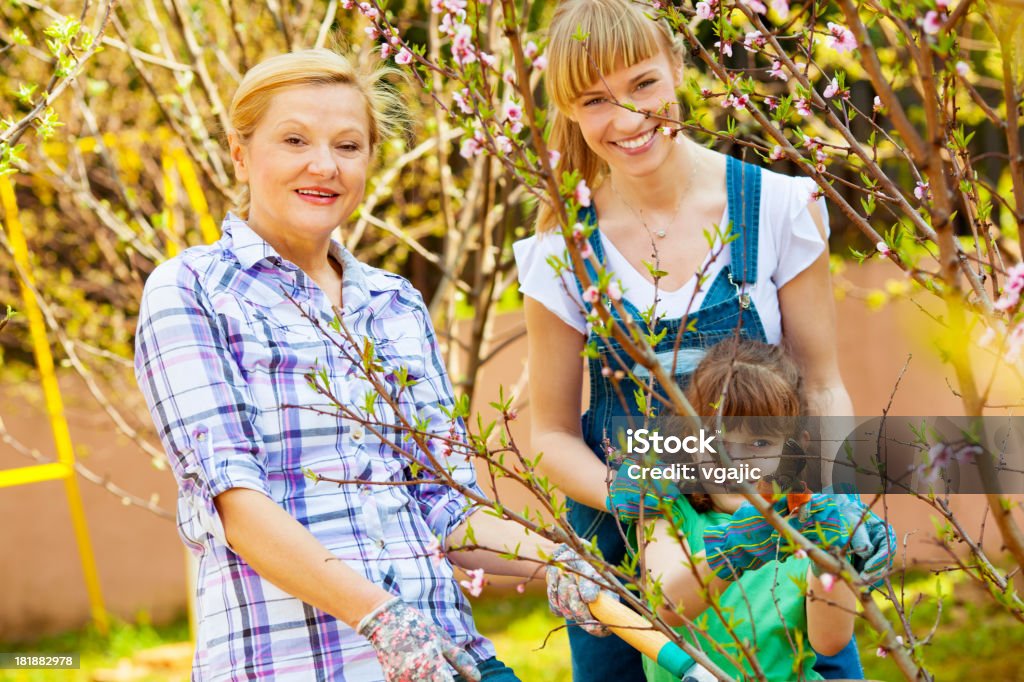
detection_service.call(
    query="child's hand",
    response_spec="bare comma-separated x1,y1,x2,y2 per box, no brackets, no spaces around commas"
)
606,462,679,522
545,544,612,637
826,490,897,588
703,494,852,581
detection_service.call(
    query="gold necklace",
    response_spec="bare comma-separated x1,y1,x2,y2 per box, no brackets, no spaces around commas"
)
609,143,698,241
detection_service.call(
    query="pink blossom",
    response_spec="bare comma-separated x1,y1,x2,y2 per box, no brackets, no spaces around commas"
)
696,1,714,20
439,12,459,36
548,149,561,168
769,144,785,161
793,548,807,559
583,286,600,304
459,135,483,159
452,88,473,115
580,241,594,260
505,102,523,122
574,178,592,207
524,41,540,60
743,31,766,52
923,11,943,35
956,61,969,77
460,568,487,597
741,0,767,13
826,22,857,53
503,69,516,85
873,96,883,112
480,52,498,68
452,25,477,66
820,573,836,592
723,93,750,109
936,0,949,8
795,98,812,116
995,263,1024,312
770,0,790,18
531,56,548,72
380,43,392,60
715,40,733,57
768,60,788,81
601,366,612,378
764,96,778,110
823,78,840,99
914,181,930,201
495,135,513,154
395,47,414,65
978,326,998,348
364,25,380,40
876,241,891,257
516,583,526,594
1007,323,1024,362
426,536,445,565
607,281,623,301
358,2,380,20
341,0,355,8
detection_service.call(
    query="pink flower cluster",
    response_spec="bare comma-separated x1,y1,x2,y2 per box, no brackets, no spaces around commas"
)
826,22,857,53
459,568,487,597
916,442,983,484
583,281,623,304
994,263,1024,313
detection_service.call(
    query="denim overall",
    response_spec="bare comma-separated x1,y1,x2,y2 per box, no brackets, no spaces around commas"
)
566,157,862,681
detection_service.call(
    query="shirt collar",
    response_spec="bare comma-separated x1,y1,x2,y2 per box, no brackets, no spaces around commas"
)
221,213,401,305
223,213,288,271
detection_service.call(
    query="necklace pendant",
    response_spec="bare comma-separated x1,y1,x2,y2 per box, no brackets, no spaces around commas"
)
655,229,667,239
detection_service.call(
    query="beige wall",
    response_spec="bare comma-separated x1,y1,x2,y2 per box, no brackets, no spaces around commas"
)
1,260,1021,639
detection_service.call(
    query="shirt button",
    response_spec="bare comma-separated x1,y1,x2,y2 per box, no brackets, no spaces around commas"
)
351,426,365,442
376,539,385,549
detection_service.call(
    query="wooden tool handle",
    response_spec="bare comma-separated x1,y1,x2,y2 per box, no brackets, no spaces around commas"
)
589,592,673,660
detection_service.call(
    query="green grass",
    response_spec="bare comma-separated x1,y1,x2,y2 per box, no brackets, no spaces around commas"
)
0,613,190,682
3,573,1021,681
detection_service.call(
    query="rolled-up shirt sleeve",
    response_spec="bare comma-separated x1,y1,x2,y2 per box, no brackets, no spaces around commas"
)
134,259,270,551
400,286,484,541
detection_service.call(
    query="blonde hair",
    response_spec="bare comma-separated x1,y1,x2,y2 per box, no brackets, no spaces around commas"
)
228,48,406,219
537,0,685,232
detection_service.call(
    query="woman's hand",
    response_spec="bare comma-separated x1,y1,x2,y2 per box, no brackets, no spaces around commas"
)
358,597,481,682
545,544,612,636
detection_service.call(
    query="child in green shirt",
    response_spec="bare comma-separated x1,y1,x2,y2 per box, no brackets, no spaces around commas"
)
634,339,858,681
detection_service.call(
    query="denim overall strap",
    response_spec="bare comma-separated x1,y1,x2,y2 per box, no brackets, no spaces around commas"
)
726,155,761,284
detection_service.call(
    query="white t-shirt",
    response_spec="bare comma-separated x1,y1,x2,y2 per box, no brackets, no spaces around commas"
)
512,168,829,345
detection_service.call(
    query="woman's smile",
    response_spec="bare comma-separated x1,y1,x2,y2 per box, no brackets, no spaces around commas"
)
611,127,658,152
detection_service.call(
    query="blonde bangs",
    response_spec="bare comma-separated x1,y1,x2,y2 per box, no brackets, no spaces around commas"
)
547,0,669,112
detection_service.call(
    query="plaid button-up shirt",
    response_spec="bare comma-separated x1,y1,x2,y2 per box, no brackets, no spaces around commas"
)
134,214,494,680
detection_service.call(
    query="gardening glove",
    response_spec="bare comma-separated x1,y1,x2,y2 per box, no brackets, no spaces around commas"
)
703,494,851,581
358,596,481,682
827,488,897,588
545,544,612,637
606,461,679,523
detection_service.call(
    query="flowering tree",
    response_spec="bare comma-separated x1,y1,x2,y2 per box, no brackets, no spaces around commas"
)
1,0,1022,680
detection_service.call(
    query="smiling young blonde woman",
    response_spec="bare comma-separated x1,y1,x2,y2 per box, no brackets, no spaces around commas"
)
133,49,605,682
512,1,890,680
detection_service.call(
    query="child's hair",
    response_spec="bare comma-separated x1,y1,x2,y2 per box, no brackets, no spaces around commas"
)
228,48,407,219
665,337,809,512
536,0,686,232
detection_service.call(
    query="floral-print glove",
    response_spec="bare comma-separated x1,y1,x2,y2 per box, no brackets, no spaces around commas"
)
545,544,612,637
357,596,481,682
827,488,897,588
703,494,851,581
